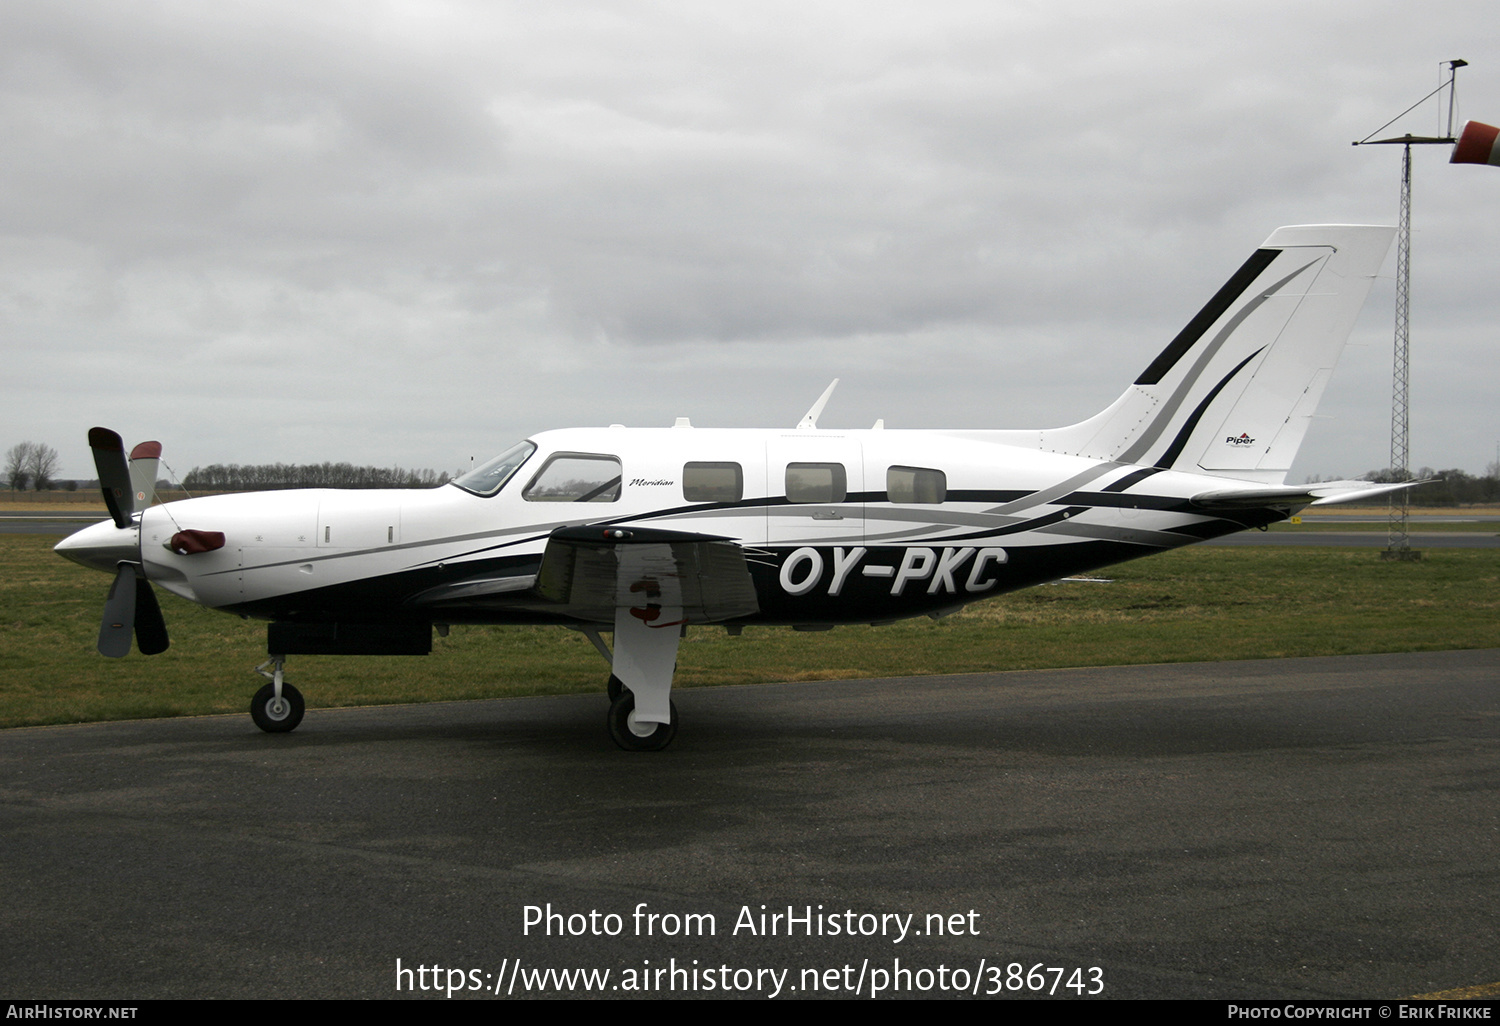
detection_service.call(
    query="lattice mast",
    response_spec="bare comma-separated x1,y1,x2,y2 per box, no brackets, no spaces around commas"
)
1352,59,1465,560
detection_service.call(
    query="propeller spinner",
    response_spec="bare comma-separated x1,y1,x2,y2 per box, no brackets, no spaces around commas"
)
55,428,170,657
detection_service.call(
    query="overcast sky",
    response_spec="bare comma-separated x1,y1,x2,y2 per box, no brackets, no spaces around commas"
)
5,1,1497,484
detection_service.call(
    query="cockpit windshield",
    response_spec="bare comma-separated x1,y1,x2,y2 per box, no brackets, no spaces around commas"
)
451,440,537,497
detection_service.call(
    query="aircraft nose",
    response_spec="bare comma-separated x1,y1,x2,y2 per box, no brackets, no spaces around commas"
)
54,519,139,574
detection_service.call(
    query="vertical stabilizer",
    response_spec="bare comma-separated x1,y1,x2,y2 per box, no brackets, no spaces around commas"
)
1039,225,1394,483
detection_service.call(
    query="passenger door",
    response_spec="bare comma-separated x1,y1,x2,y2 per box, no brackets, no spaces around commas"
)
765,435,864,547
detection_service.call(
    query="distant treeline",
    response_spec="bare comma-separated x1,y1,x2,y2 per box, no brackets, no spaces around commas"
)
182,463,452,491
1361,467,1500,507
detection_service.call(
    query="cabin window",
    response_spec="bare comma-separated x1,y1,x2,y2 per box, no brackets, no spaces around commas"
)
887,466,946,504
683,462,743,503
786,462,846,503
523,453,622,502
451,440,537,497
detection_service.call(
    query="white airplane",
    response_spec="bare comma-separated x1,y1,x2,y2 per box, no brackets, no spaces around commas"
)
58,224,1415,751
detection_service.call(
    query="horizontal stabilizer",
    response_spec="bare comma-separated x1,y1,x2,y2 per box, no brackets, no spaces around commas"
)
1190,479,1428,510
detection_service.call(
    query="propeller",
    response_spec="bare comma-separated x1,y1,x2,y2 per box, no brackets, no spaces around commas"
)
86,427,170,657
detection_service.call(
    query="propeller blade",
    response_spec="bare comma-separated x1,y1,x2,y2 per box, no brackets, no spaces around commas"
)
89,427,133,529
99,564,138,658
133,572,170,655
97,563,170,657
128,441,162,513
87,429,170,657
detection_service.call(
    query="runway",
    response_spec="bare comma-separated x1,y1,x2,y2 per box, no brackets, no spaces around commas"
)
1201,530,1500,548
2,650,1496,1000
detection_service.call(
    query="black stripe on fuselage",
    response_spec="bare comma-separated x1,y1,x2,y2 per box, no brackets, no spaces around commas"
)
1101,467,1165,492
1159,506,1288,538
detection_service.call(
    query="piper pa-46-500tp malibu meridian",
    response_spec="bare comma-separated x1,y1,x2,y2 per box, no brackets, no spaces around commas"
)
59,224,1414,751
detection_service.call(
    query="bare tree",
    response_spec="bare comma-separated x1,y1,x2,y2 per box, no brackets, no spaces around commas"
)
25,443,60,490
6,442,34,490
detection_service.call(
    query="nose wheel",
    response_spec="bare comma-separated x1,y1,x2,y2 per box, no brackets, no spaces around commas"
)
250,681,305,732
251,657,305,733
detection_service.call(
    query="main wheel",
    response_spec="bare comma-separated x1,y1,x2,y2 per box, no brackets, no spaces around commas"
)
251,681,305,733
607,692,677,752
607,674,627,702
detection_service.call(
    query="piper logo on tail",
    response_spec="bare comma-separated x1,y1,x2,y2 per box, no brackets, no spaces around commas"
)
1225,433,1256,446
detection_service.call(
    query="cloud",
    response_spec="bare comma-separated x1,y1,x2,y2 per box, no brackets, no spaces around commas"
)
2,0,1496,481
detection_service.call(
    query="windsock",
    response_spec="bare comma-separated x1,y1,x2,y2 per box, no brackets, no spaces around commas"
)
1451,120,1500,166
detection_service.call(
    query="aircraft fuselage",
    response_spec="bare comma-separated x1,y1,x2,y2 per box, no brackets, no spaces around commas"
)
113,425,1276,630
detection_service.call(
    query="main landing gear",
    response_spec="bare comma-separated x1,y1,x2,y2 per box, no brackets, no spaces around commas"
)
585,601,684,752
607,690,679,752
251,657,304,733
602,667,678,750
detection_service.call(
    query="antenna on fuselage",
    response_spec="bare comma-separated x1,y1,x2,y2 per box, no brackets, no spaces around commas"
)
796,379,839,429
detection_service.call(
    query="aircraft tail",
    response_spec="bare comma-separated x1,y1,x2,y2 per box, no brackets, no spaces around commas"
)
1039,225,1395,483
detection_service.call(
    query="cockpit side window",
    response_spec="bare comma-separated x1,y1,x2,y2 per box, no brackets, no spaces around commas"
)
451,440,537,497
523,453,622,502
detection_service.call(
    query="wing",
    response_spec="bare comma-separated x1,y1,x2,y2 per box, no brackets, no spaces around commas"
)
533,526,760,624
405,526,760,625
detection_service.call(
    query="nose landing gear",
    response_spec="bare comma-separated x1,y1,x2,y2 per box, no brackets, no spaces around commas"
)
251,657,305,733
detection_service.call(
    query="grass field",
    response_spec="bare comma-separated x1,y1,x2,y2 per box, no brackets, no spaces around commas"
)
4,532,1497,728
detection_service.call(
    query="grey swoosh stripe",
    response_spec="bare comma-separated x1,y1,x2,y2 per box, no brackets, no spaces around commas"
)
1118,256,1321,465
